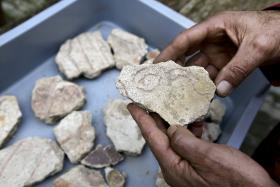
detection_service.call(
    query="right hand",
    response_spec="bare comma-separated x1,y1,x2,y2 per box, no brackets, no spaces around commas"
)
155,11,280,96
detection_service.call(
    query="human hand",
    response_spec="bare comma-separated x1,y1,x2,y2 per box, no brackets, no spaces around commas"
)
155,11,280,96
128,103,279,187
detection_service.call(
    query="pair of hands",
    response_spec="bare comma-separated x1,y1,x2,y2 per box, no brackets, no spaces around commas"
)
128,11,280,187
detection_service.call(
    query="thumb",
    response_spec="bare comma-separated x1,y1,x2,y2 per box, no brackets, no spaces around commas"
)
167,125,213,164
215,38,267,97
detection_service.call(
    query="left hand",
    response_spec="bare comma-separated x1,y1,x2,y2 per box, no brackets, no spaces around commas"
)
127,103,279,187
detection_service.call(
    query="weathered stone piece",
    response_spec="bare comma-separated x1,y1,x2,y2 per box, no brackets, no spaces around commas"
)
143,49,160,64
0,96,22,148
156,170,170,187
0,137,64,187
207,99,226,123
81,144,124,168
53,165,108,187
108,28,148,69
55,31,115,79
116,60,216,125
105,167,126,187
104,99,145,155
32,76,86,124
54,111,95,163
202,122,222,142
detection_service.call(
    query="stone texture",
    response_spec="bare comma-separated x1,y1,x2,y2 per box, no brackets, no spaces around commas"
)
53,165,108,187
105,167,126,187
156,170,170,187
104,99,146,155
0,137,64,187
0,96,22,148
31,76,86,124
108,28,148,69
207,99,226,123
116,60,216,125
81,144,124,168
53,111,95,163
55,31,115,79
201,122,221,142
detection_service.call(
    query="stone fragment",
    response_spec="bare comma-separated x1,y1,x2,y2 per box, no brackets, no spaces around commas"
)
32,76,86,124
116,60,216,125
53,165,107,187
201,122,221,142
156,170,170,187
0,96,22,148
108,28,148,69
81,144,124,168
54,111,95,163
143,49,160,64
104,99,145,155
55,31,115,79
207,99,226,123
0,137,64,187
105,167,126,187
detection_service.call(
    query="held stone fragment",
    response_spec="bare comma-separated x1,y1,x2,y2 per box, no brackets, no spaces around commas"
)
116,60,216,125
105,167,126,187
81,144,124,168
0,96,22,148
207,99,226,123
53,165,108,187
31,76,86,124
104,99,145,155
54,111,95,163
0,137,64,187
55,31,115,79
108,28,148,69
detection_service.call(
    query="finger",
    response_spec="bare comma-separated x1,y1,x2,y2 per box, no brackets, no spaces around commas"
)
154,23,208,63
205,64,219,80
167,125,212,164
150,113,169,133
187,121,204,138
127,103,181,166
215,37,267,97
185,52,209,68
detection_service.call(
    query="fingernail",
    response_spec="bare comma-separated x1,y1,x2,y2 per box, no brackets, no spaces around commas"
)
167,125,178,137
217,80,233,97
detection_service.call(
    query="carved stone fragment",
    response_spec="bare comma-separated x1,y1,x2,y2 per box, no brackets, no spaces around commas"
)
55,31,115,79
54,111,95,163
0,96,22,148
81,144,124,168
104,99,145,155
53,165,107,187
31,76,86,124
105,167,126,187
0,137,64,187
108,29,148,69
116,60,216,125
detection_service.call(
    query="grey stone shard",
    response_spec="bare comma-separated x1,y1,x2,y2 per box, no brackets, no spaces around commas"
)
0,137,64,187
108,28,148,69
116,60,216,125
156,170,170,187
105,167,126,187
81,144,124,168
0,96,22,148
201,122,221,142
55,31,115,79
104,99,145,155
31,76,86,124
53,165,108,187
54,111,95,163
207,99,226,123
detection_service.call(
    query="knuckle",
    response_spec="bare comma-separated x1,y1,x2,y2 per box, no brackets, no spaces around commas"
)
171,130,185,147
252,35,273,55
